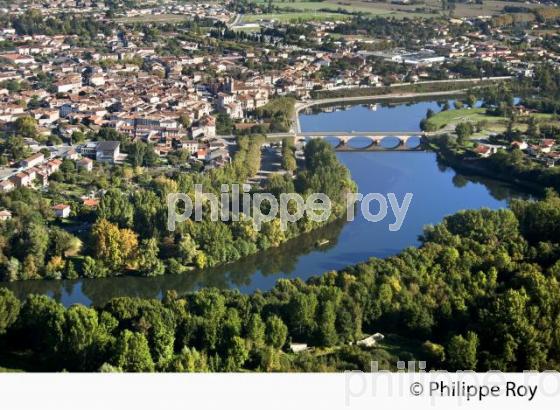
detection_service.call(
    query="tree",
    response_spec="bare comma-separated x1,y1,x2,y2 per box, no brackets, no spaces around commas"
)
113,330,155,372
224,336,249,371
137,238,165,277
0,288,20,334
282,138,297,173
455,122,474,144
447,332,479,370
13,116,38,139
178,114,191,129
527,117,539,139
18,294,65,353
63,305,102,369
316,301,338,346
82,256,108,279
167,347,209,372
265,315,288,349
246,313,265,346
466,94,477,108
91,219,138,271
3,135,28,161
71,130,85,144
286,292,317,340
97,190,134,227
128,141,146,167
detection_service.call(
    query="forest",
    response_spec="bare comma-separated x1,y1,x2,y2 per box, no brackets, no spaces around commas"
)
2,192,560,371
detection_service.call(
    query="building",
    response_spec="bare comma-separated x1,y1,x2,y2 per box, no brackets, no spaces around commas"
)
183,141,199,155
82,198,99,208
0,179,15,193
11,171,33,188
77,157,93,171
96,141,121,163
21,153,45,169
56,75,82,93
0,209,12,221
53,204,71,218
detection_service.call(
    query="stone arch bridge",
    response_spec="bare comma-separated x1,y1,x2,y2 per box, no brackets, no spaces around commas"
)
297,131,425,151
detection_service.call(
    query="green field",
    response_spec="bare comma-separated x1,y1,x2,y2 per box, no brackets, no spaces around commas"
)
426,107,559,135
114,14,191,24
242,12,350,23
427,108,499,129
245,0,544,22
244,1,436,22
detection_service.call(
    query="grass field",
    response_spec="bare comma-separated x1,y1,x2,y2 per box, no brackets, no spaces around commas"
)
246,0,542,21
246,0,437,21
114,14,191,24
427,107,559,135
427,108,498,129
242,12,350,23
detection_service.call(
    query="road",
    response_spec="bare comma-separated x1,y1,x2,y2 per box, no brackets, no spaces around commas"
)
0,144,75,183
227,13,242,28
292,77,513,133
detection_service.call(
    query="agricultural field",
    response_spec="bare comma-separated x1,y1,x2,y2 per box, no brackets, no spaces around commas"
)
241,11,351,23
246,0,543,21
113,13,191,24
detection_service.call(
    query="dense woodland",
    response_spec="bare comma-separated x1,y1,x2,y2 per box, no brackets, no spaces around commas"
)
2,193,560,371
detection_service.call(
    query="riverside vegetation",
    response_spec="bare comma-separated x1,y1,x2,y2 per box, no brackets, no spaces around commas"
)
0,138,354,282
1,193,560,371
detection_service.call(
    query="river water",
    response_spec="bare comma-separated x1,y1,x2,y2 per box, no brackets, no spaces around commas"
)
1,100,531,306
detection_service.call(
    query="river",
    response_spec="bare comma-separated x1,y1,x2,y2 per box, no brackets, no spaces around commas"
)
1,99,532,306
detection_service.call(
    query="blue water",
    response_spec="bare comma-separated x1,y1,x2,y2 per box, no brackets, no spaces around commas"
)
1,101,530,306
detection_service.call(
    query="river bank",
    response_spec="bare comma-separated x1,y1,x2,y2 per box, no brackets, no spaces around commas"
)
428,136,547,195
0,99,532,306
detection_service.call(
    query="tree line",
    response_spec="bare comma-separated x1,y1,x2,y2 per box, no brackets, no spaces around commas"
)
2,193,560,371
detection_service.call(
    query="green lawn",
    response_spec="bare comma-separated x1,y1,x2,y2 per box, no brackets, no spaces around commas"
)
251,1,437,18
242,12,350,23
427,107,560,136
427,107,507,130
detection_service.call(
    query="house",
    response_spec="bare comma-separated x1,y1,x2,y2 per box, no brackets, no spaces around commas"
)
56,75,82,93
511,141,528,150
0,209,12,221
11,172,33,188
96,141,121,163
53,204,71,218
473,145,495,158
35,170,49,188
183,141,199,155
46,159,62,175
79,142,98,157
289,343,308,353
356,333,384,348
21,152,45,169
82,198,99,208
540,139,555,154
192,115,216,139
77,157,93,171
0,179,15,193
195,147,208,161
0,53,34,65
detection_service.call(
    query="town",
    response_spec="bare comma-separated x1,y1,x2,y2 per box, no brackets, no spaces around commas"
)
3,0,560,383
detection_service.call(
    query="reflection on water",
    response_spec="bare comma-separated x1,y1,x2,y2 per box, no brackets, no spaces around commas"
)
0,101,535,306
4,218,346,306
